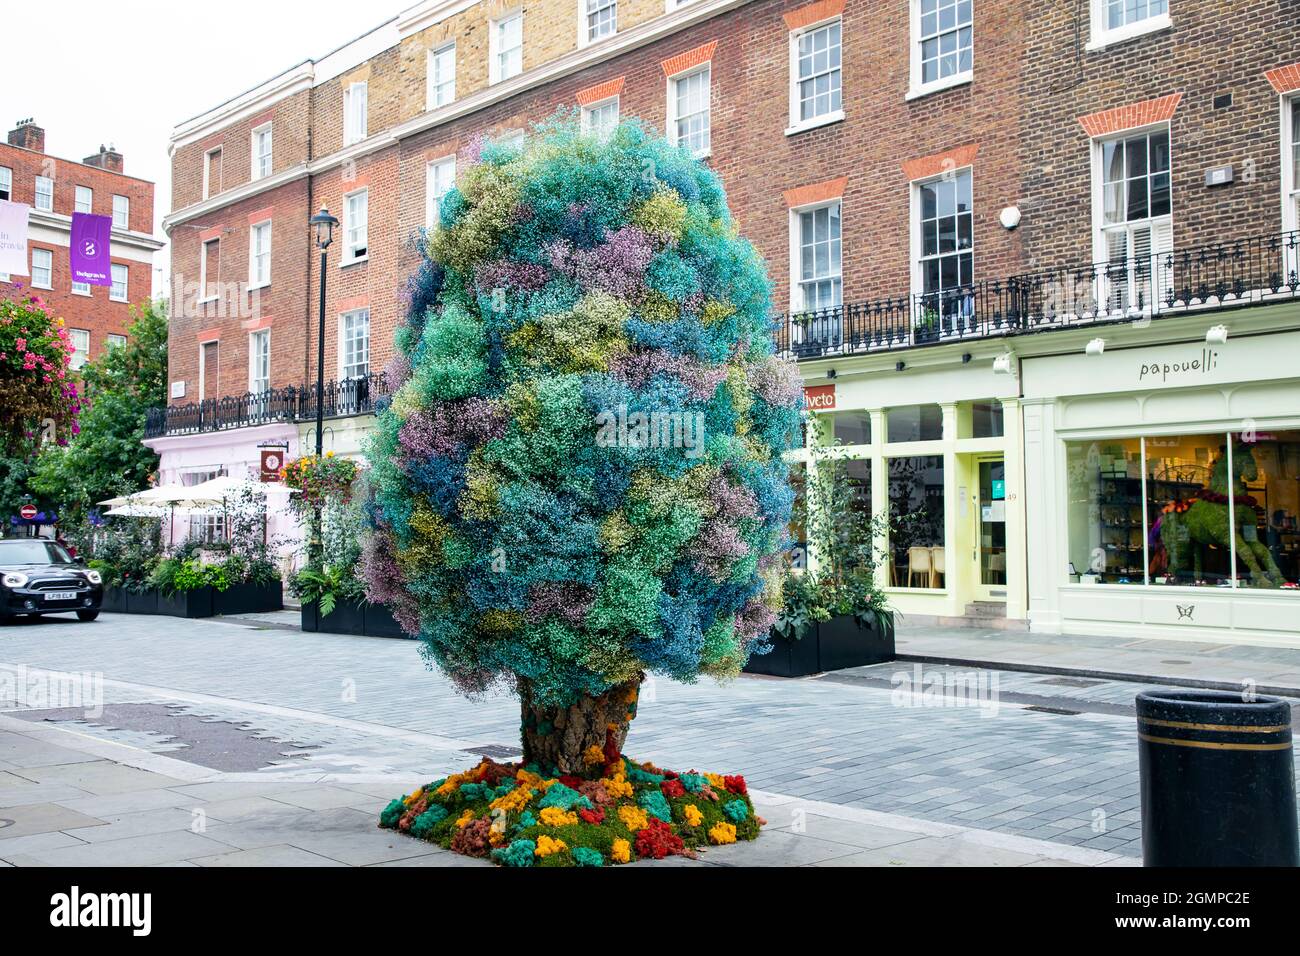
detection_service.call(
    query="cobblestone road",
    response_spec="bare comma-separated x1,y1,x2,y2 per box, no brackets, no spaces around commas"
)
4,611,1295,857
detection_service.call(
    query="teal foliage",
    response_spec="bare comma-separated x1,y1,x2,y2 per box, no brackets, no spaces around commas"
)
362,115,801,705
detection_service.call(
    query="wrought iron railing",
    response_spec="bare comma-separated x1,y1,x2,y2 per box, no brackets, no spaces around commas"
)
775,229,1300,360
145,372,388,438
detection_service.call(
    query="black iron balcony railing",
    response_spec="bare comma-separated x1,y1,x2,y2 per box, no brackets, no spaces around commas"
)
145,372,388,439
776,229,1300,360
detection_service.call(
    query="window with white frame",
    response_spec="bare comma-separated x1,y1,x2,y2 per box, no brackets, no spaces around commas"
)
249,328,270,394
112,194,129,229
499,130,526,150
343,190,368,263
791,20,842,128
35,175,53,211
252,123,273,180
1095,127,1172,313
912,0,972,94
584,0,617,43
31,248,52,288
915,168,974,327
199,238,218,301
794,201,842,312
1090,0,1169,47
426,157,456,229
1288,97,1300,232
492,13,523,83
0,166,11,201
110,263,128,302
74,185,92,214
249,220,271,287
340,309,370,380
203,147,222,198
106,333,127,349
669,66,711,157
581,97,619,139
69,329,90,369
72,279,90,296
427,43,456,109
344,81,369,145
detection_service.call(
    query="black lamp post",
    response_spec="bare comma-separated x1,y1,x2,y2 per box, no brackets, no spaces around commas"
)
309,207,338,457
307,207,338,573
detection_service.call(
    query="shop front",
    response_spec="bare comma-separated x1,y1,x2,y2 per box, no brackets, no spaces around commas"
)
794,348,1027,624
1023,326,1300,645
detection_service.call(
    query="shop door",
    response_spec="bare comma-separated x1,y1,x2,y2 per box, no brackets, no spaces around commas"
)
975,457,1007,600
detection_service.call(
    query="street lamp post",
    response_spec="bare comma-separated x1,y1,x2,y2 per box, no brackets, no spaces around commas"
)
308,207,338,571
309,207,338,457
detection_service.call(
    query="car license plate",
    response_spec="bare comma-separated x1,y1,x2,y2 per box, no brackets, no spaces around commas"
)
43,591,77,601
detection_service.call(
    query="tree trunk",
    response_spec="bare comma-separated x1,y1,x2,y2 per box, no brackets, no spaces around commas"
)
518,674,643,776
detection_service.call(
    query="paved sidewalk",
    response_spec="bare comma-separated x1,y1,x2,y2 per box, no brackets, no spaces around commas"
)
896,622,1300,695
0,714,1132,868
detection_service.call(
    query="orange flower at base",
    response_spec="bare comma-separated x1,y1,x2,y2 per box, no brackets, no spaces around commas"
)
708,821,737,845
535,834,567,857
611,839,631,864
683,804,704,827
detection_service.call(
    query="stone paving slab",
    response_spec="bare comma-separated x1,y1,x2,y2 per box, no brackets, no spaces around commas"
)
895,621,1300,694
0,716,1131,868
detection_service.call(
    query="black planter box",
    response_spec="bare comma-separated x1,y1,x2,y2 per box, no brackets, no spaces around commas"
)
213,580,283,615
125,589,159,615
302,598,412,638
156,587,215,618
744,613,895,678
100,588,127,613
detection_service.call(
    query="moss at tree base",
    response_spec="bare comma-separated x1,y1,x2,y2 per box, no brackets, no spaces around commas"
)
378,754,761,866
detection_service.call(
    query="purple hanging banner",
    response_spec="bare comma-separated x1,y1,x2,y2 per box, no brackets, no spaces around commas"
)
70,212,112,286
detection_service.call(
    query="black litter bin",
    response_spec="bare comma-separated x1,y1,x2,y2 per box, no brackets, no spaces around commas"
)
1136,689,1299,867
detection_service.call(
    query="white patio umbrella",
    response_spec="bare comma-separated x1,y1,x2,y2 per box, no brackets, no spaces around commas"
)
184,476,291,546
97,495,129,508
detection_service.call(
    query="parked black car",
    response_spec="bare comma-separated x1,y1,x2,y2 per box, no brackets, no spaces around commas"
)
0,538,103,622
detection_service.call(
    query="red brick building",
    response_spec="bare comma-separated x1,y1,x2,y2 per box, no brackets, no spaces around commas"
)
1,119,163,367
153,0,1300,645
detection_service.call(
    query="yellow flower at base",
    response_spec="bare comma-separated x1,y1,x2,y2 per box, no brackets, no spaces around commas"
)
516,769,556,791
582,745,605,767
708,821,737,845
489,785,535,814
705,772,727,790
535,834,567,857
683,804,704,827
403,787,425,807
611,839,631,864
455,809,475,828
603,774,633,800
617,805,649,831
538,806,578,827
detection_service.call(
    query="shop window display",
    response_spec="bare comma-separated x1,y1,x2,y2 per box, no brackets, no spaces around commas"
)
832,411,871,446
1066,438,1145,584
1068,432,1300,590
1231,431,1299,590
887,404,943,443
888,455,945,588
1145,434,1233,587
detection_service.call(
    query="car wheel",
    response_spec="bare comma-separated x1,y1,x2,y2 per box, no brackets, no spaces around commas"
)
76,610,100,622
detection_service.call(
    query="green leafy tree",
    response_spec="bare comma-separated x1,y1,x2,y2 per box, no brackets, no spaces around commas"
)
30,300,167,518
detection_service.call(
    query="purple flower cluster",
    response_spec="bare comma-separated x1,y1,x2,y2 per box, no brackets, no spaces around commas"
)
475,260,551,292
693,521,751,582
526,583,595,626
747,357,804,408
397,398,507,460
384,353,412,392
734,598,776,645
609,350,728,401
708,476,760,521
548,226,654,298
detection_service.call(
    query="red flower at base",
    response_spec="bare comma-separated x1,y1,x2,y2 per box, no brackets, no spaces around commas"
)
723,775,747,795
661,778,686,799
578,806,605,825
559,774,583,790
634,819,684,859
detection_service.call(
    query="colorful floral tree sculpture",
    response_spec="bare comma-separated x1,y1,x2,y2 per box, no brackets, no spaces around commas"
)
367,118,802,864
0,291,80,458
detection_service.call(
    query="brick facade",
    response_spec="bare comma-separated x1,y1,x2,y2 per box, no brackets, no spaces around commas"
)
164,0,1300,405
1,122,159,366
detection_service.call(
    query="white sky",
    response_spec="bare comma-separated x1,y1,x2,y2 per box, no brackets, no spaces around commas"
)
2,0,406,294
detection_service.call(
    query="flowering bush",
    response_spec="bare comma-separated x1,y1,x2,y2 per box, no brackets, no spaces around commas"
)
0,291,81,455
378,754,759,867
362,115,801,708
280,451,358,510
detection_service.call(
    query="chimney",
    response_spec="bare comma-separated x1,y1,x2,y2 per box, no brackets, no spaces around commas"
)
84,143,124,174
7,118,45,153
